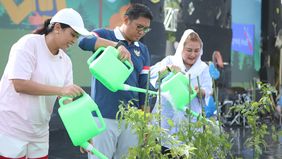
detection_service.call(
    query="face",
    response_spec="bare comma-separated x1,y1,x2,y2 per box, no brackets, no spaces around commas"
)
55,24,79,50
182,40,201,67
124,16,151,42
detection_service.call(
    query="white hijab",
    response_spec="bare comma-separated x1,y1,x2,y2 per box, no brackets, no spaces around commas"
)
171,29,208,79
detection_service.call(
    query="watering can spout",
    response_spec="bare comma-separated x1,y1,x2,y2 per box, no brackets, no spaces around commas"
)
122,84,158,95
81,142,108,159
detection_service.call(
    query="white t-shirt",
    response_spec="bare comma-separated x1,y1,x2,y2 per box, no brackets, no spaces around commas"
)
0,34,73,142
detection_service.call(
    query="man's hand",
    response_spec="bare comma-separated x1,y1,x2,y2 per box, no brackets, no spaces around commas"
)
117,45,132,63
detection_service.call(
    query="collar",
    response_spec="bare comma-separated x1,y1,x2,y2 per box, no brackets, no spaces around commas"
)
114,27,139,47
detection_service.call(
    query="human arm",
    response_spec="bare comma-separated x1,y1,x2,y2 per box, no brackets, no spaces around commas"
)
95,38,131,61
78,30,131,61
150,56,180,89
8,38,84,98
12,79,83,97
153,65,181,83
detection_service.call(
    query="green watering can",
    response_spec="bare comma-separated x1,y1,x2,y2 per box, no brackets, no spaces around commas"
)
161,72,197,111
87,46,157,95
58,93,107,159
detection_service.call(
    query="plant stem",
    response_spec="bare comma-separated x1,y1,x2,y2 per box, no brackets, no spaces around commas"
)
196,76,205,131
157,71,163,159
188,74,192,138
212,79,221,134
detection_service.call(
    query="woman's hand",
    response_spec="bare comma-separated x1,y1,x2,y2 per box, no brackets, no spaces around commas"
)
167,65,181,74
159,65,181,79
80,140,94,154
194,86,205,97
60,84,84,97
80,146,91,154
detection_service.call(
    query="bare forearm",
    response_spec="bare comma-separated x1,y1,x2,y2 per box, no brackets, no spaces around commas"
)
12,79,62,96
95,37,118,50
94,38,131,62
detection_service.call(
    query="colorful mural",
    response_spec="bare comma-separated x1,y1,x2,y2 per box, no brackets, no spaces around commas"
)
0,0,66,29
0,0,130,86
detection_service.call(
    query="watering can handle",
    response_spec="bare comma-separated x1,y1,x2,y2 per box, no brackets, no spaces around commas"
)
162,72,175,82
81,142,108,159
94,107,107,132
123,60,134,72
87,47,106,65
58,96,73,107
58,94,87,107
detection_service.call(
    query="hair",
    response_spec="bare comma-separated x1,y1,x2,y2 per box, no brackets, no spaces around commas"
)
125,3,153,21
32,18,71,35
184,32,203,48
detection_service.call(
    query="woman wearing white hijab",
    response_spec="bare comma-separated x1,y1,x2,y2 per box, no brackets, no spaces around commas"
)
150,29,212,153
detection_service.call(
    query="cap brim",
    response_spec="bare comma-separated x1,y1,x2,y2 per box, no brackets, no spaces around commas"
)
72,26,93,37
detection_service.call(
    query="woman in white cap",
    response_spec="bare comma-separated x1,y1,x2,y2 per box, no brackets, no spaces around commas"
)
0,8,92,158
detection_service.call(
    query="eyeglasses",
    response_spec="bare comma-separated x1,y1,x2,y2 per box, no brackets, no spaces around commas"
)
136,24,151,34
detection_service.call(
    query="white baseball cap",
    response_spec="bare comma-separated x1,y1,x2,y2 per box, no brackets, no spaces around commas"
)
50,8,92,37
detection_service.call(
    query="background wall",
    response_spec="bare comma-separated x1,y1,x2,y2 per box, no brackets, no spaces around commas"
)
0,0,280,89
